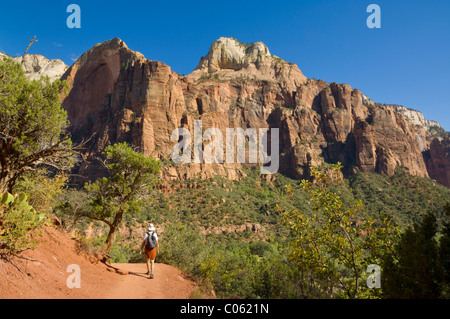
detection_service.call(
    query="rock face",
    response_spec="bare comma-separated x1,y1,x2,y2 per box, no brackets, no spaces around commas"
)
60,37,450,187
1,52,68,82
61,38,188,180
384,104,441,131
424,138,450,187
16,55,68,82
190,37,306,91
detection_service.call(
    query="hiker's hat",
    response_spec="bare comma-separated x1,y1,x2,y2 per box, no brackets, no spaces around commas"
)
148,224,156,232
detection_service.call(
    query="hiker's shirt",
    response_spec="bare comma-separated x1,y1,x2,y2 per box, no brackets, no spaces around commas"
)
144,232,158,248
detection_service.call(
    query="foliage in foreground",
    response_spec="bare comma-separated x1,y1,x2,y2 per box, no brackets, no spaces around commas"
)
56,163,450,299
382,207,450,298
0,57,74,194
282,163,399,298
0,192,46,255
0,57,74,256
65,143,161,253
156,222,308,299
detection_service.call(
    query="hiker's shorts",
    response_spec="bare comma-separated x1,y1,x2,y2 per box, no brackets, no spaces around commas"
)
145,248,156,261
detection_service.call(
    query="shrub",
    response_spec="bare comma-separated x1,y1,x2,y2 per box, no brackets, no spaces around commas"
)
15,169,68,214
0,192,46,255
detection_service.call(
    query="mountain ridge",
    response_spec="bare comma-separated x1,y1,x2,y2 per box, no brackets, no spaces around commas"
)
61,37,450,187
2,37,449,186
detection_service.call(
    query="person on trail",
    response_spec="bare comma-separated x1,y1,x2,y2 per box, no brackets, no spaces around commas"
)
140,224,159,279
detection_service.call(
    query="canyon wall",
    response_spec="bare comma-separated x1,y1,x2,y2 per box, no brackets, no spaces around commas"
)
57,37,449,186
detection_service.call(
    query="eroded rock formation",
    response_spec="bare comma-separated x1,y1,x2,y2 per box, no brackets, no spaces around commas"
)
0,52,68,82
58,37,449,186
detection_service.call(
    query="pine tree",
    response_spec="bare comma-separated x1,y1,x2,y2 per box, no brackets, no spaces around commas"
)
382,212,442,298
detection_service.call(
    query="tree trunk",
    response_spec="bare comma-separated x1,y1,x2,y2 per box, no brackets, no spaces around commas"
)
23,36,38,59
104,211,124,254
0,180,8,194
0,172,16,194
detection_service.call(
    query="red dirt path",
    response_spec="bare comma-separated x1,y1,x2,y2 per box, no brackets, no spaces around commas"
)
0,226,197,299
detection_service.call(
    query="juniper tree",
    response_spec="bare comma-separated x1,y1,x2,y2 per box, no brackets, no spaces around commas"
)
0,57,74,193
83,143,161,253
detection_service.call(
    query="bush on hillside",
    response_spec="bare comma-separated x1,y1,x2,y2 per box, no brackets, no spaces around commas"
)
0,192,46,255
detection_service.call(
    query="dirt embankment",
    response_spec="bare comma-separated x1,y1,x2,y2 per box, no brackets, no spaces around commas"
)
0,226,199,299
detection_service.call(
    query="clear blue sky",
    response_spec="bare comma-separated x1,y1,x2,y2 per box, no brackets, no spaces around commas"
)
1,0,449,130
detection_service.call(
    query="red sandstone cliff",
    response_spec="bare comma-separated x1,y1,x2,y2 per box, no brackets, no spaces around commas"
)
60,37,450,186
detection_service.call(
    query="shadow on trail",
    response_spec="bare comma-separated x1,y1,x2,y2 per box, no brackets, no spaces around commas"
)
103,262,149,279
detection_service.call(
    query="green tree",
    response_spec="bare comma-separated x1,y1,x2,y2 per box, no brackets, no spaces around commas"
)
439,203,450,297
83,143,161,253
282,163,399,298
15,168,68,214
0,57,74,193
382,212,444,298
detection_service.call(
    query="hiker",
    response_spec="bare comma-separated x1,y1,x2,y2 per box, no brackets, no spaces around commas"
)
140,224,159,279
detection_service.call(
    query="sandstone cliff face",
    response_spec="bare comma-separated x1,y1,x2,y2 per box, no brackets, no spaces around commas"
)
386,104,441,130
424,138,450,187
60,37,449,187
61,38,190,180
1,52,68,82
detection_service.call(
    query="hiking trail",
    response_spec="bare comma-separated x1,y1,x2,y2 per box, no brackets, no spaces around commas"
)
0,227,200,299
102,263,195,299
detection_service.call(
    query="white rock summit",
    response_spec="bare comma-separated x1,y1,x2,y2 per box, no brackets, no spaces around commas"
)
189,37,307,90
194,37,272,72
388,104,441,130
0,52,68,82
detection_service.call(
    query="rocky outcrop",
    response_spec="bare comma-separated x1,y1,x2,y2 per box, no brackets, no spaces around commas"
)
59,37,449,187
189,37,307,92
0,52,68,82
383,104,441,131
61,38,189,180
352,104,429,177
424,138,450,186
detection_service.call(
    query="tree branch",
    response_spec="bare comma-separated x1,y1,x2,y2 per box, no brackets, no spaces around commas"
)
23,36,38,60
